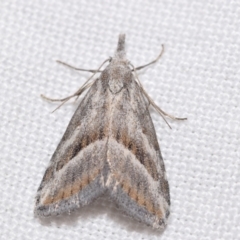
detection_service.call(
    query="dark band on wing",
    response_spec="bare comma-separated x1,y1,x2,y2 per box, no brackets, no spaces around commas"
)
114,128,159,181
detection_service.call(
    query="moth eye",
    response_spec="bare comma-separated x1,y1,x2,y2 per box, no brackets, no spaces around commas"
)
124,71,132,82
101,70,110,81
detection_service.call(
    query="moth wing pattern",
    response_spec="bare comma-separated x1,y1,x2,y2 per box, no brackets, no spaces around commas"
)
35,34,170,229
35,78,109,216
105,74,170,228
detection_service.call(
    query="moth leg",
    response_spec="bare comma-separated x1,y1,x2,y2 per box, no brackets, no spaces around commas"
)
41,82,92,102
42,58,111,112
142,87,187,121
131,43,186,121
41,82,93,112
142,87,187,129
134,44,164,71
130,62,186,129
56,60,102,73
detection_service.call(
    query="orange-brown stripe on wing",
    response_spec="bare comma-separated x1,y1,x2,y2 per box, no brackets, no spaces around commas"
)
42,168,101,205
114,171,163,219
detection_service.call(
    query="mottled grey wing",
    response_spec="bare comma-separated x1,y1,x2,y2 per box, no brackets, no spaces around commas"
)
35,78,109,217
105,78,170,228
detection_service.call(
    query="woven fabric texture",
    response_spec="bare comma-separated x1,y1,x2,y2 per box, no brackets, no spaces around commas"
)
0,0,239,239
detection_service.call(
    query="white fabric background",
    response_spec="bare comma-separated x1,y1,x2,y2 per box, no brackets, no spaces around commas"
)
0,0,239,239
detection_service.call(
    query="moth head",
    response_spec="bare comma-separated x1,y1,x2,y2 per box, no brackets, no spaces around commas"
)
114,33,127,60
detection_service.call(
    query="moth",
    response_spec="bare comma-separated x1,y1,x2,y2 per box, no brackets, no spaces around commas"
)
35,34,186,229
